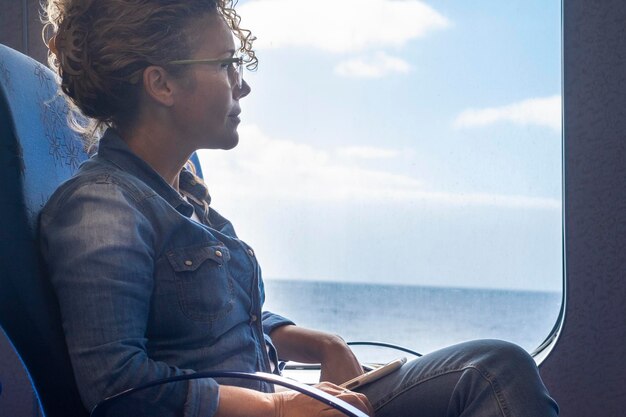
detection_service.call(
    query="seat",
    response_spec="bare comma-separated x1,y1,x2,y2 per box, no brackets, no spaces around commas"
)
0,43,365,417
0,42,90,417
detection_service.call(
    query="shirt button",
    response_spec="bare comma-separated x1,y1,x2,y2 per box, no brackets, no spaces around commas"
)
184,260,193,266
190,179,197,186
247,249,254,257
215,250,223,257
250,314,258,323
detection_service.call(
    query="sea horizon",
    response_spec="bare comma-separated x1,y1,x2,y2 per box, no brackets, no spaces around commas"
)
262,278,562,363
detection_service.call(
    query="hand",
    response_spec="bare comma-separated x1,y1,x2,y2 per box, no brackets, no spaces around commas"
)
271,382,374,417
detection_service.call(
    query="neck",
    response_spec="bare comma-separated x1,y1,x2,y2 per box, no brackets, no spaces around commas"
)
119,123,191,191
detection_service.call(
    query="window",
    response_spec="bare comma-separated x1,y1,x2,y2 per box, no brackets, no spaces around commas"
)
199,0,562,361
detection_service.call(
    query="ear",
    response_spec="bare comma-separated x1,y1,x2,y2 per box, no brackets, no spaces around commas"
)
142,66,176,107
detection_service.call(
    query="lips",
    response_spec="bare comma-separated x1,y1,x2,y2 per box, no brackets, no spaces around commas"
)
228,109,241,123
228,107,241,118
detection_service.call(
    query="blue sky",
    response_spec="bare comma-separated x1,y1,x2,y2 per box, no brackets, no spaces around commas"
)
199,0,563,292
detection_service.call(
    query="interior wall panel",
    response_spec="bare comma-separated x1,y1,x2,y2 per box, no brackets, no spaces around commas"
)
0,0,46,64
539,0,626,415
0,1,25,53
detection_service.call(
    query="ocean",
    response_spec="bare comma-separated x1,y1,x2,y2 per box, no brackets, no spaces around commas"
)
262,279,562,363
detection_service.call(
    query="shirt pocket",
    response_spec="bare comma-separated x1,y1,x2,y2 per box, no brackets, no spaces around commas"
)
166,243,234,323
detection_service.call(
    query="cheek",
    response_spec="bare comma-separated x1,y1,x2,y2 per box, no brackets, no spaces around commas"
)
215,91,233,116
179,73,234,129
189,92,228,123
204,81,233,120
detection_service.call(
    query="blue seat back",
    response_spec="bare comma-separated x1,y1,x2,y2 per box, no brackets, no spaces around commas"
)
0,44,89,416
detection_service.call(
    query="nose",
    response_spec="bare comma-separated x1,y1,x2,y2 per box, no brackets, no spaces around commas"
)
234,79,251,99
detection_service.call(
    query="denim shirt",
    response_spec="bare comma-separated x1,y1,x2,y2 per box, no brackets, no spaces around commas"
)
39,129,294,416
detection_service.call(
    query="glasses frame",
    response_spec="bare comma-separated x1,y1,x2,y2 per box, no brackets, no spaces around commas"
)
168,56,244,88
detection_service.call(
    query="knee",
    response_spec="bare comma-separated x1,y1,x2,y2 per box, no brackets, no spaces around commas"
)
483,339,533,362
466,339,539,379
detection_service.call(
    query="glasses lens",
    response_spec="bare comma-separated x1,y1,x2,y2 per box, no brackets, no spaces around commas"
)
236,61,243,88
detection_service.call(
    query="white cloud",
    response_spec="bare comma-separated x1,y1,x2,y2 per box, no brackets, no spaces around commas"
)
334,52,411,78
238,0,450,53
198,124,560,210
200,124,420,202
454,95,562,131
336,145,400,159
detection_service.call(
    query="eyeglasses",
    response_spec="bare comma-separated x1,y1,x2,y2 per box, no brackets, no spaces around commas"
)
168,56,244,89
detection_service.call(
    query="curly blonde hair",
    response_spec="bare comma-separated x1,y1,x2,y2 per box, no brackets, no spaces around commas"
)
42,0,257,147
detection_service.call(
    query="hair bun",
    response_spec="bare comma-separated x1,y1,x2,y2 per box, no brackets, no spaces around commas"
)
55,19,88,77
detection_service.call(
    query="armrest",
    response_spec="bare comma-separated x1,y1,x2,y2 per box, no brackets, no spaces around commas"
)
90,371,369,417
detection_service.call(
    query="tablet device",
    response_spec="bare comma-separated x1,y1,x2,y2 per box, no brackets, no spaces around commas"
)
340,357,407,390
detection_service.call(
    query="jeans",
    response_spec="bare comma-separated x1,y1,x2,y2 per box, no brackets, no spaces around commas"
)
357,339,559,417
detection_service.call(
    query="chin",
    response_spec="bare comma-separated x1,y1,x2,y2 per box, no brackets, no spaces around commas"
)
197,133,238,151
219,134,239,150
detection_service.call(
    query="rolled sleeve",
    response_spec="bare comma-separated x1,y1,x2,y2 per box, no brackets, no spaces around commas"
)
261,311,295,336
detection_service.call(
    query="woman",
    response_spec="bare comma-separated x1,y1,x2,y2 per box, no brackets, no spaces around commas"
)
40,1,559,416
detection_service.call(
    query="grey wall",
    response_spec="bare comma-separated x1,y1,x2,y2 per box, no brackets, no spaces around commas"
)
0,0,47,64
539,0,626,415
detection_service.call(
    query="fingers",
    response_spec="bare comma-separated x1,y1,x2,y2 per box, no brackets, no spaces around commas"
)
315,382,375,416
273,383,374,417
315,381,344,394
336,390,375,417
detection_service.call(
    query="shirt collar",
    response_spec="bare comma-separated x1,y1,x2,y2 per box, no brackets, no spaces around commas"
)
95,129,210,218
